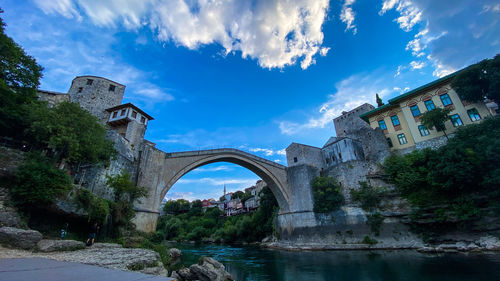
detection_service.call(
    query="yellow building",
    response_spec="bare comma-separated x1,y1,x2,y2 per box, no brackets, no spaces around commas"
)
360,71,494,152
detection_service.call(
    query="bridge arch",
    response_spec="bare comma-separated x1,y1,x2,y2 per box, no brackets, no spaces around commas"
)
158,149,290,213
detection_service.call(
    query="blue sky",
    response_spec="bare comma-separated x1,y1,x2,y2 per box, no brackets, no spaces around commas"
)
3,0,499,201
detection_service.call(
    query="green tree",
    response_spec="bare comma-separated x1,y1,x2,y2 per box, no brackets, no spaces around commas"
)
231,191,245,200
106,170,147,202
311,176,345,213
10,152,72,208
26,101,116,166
0,9,44,138
376,93,384,107
383,116,500,227
451,54,500,103
106,170,148,231
421,107,452,140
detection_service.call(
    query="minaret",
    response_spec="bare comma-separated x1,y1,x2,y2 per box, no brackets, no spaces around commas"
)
223,184,226,196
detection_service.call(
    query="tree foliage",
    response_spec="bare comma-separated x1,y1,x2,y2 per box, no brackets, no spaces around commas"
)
0,9,44,138
10,152,72,208
376,93,384,107
156,186,278,243
312,176,345,213
421,107,452,139
26,101,116,166
350,182,388,212
383,116,500,226
163,199,190,215
451,54,500,102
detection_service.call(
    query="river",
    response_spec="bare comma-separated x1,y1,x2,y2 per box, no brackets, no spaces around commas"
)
170,243,500,281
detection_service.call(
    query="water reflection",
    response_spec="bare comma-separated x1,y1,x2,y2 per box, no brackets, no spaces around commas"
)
172,243,500,281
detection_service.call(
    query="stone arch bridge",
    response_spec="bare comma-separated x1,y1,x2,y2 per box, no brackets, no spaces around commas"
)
131,146,317,232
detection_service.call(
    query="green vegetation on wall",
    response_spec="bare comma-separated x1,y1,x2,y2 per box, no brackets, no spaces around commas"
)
26,101,116,166
384,116,500,228
311,176,345,213
350,182,388,236
10,152,72,208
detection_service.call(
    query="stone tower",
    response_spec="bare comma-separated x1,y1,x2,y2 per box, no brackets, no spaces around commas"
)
68,76,125,123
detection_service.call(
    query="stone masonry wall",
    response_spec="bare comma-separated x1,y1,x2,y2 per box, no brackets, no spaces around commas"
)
68,76,125,124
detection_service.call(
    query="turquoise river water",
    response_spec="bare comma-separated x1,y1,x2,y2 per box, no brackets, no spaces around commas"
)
171,243,500,281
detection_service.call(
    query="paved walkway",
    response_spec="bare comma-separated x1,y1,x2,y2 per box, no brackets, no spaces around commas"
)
0,258,174,281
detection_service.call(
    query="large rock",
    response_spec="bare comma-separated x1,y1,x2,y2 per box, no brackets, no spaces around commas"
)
0,227,42,249
477,236,500,250
189,257,233,281
168,248,182,265
37,239,85,252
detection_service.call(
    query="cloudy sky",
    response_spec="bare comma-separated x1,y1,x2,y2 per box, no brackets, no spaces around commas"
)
3,0,499,201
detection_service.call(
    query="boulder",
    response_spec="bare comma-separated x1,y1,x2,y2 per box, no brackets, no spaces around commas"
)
0,227,42,249
0,211,21,227
477,236,500,250
189,257,233,281
168,248,182,264
37,239,85,252
175,268,197,280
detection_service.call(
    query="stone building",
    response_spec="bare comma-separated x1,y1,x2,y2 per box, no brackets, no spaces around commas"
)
36,75,154,201
360,71,494,152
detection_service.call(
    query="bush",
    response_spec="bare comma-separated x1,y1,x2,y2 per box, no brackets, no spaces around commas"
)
361,235,378,245
366,212,384,236
10,152,72,208
383,116,500,227
350,182,388,212
311,176,345,213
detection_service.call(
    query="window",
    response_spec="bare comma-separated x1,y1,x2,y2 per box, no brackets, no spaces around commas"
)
77,87,83,93
338,152,342,160
86,79,93,85
132,111,137,119
332,155,336,162
410,105,421,117
112,111,118,118
391,115,400,126
467,108,481,121
386,138,393,148
109,84,116,92
120,109,126,116
418,125,430,136
450,114,463,127
140,116,146,124
440,93,452,106
325,158,329,164
293,157,298,163
424,100,435,111
378,120,387,130
397,133,407,145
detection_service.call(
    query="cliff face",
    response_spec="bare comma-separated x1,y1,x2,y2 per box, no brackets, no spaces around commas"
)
275,159,500,250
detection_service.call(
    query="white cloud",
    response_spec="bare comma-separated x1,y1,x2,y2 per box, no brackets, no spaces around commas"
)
248,147,286,157
279,70,392,135
380,0,500,77
33,0,81,20
410,60,425,69
380,0,399,15
177,177,259,189
340,0,357,34
35,0,331,70
191,166,233,173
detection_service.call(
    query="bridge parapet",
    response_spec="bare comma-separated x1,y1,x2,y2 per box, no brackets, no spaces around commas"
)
164,148,286,169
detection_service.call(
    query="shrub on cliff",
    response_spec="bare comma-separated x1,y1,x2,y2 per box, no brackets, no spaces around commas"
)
383,116,500,227
311,176,345,213
26,101,116,167
350,181,388,212
10,152,71,208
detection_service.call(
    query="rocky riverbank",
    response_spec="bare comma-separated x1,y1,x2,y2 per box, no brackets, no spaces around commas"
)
261,235,500,252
